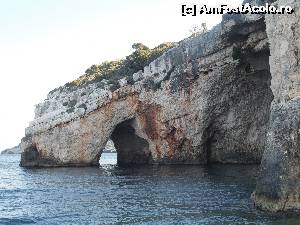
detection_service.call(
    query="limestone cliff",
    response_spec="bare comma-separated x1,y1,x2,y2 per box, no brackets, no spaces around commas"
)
20,0,299,213
20,9,272,167
252,0,300,212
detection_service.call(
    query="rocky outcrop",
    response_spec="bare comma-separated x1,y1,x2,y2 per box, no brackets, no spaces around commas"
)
19,0,300,213
1,144,22,155
252,0,300,212
20,8,272,167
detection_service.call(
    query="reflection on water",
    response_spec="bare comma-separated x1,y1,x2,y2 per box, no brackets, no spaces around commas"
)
0,154,299,225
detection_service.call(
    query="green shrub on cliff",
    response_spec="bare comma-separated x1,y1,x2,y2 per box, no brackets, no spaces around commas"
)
50,42,174,94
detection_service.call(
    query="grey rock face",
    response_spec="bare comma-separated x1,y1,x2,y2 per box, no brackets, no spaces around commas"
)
252,0,300,212
253,100,300,212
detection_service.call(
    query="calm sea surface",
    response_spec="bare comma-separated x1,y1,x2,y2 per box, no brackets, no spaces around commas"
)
0,154,299,225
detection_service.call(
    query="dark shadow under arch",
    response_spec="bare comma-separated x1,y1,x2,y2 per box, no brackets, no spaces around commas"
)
111,119,151,165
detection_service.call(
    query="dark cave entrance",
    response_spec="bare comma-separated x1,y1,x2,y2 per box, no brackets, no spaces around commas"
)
99,119,151,166
202,48,273,164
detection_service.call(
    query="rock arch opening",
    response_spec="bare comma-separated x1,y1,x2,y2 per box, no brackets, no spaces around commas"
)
99,140,117,166
99,119,152,166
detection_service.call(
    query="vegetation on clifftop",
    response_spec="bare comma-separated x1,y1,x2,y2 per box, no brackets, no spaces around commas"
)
50,42,174,94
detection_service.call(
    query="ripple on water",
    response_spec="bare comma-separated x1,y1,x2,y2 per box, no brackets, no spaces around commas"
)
0,154,300,225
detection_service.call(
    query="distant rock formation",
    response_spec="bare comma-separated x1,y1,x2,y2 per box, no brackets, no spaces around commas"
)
1,144,22,154
102,140,116,153
19,0,300,213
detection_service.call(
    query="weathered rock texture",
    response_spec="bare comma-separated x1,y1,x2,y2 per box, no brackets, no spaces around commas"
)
20,9,272,167
19,0,300,213
252,0,300,212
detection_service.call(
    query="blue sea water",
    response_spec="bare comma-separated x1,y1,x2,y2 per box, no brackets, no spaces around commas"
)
0,154,299,225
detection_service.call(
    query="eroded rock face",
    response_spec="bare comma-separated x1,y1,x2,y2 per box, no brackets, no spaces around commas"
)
20,9,273,168
19,0,300,213
252,0,300,212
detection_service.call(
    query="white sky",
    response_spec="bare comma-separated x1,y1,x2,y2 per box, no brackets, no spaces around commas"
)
0,0,242,150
